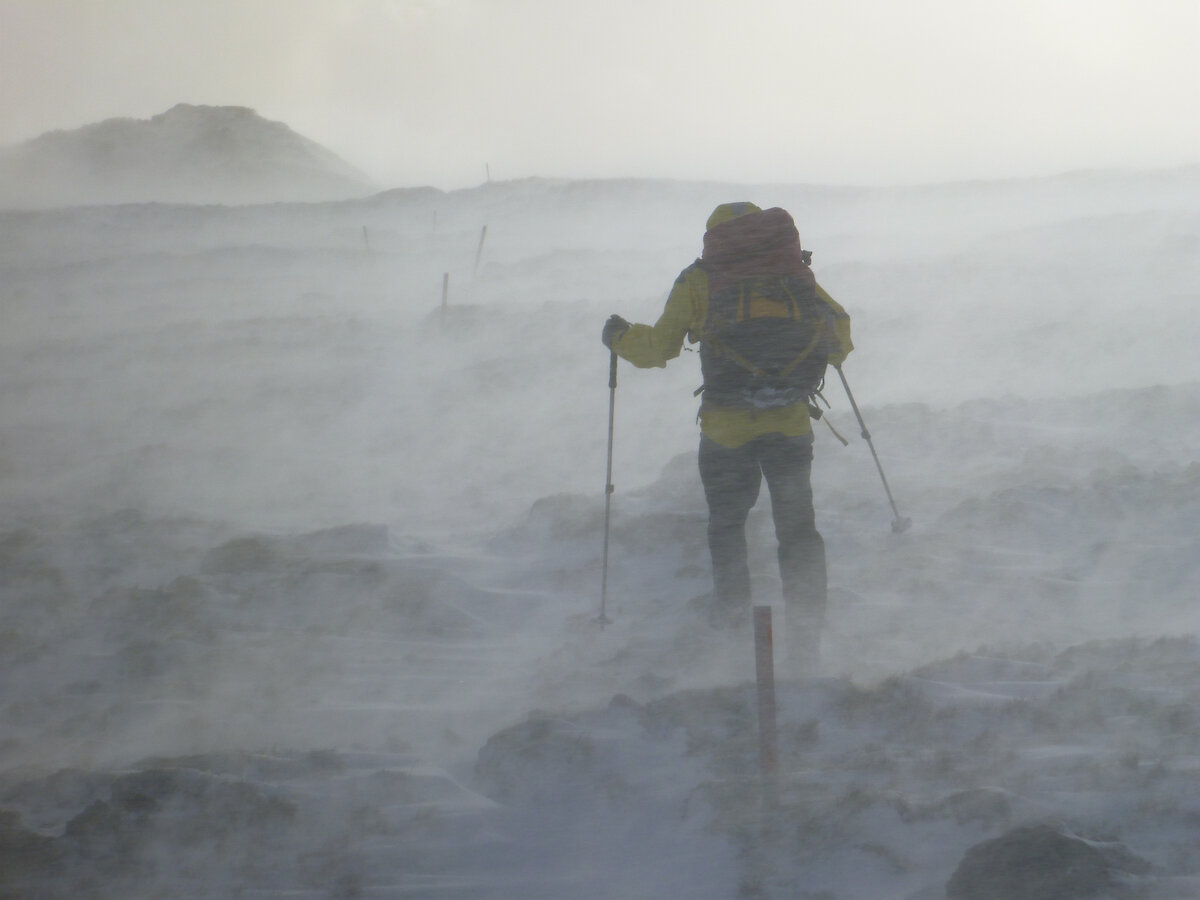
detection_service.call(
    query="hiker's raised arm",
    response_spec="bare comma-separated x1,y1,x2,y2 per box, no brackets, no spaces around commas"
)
610,267,700,369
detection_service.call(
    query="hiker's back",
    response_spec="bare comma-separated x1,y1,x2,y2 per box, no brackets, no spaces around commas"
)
697,208,834,410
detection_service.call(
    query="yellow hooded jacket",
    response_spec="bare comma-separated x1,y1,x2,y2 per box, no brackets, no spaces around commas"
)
612,204,853,448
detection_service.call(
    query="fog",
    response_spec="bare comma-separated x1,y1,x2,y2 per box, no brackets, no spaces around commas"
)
1,169,1198,897
5,1,1198,189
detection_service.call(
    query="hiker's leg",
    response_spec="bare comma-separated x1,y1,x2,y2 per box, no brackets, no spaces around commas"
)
698,435,761,627
760,433,827,674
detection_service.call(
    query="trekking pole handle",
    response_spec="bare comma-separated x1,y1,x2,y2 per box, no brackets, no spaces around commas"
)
605,351,618,494
599,349,619,626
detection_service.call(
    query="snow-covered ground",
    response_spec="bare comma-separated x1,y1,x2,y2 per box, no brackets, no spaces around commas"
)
0,170,1197,898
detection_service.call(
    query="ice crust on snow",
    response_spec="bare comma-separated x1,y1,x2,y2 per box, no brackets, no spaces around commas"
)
0,167,1197,897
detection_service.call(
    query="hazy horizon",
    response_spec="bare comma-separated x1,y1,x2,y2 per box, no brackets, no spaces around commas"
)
2,0,1197,191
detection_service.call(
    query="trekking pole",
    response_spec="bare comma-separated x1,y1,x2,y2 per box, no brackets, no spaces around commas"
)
597,350,618,625
834,366,912,534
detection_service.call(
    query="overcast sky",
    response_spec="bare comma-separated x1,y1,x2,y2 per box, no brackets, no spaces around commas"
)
1,0,1197,189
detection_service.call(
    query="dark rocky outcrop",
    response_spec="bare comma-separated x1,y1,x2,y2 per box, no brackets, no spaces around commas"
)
946,824,1151,900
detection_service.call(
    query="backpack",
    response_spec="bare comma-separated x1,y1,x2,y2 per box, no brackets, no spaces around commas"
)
694,208,835,410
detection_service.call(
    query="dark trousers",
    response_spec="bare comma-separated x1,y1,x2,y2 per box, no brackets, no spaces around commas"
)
698,433,827,628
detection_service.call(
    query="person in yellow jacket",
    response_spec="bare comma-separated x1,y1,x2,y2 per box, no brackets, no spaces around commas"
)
601,202,852,675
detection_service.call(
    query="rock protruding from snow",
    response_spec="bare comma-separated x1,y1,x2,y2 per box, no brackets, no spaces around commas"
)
0,104,376,207
946,824,1151,900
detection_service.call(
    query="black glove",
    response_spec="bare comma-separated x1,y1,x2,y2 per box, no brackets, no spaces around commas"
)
602,314,630,350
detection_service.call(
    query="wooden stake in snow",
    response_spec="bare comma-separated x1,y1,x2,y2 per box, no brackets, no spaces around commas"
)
441,272,450,328
473,225,488,278
362,225,371,254
754,605,780,802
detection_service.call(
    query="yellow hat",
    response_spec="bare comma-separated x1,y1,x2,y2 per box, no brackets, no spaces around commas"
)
706,202,762,231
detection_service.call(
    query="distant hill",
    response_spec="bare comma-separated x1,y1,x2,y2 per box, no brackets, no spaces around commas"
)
0,104,378,207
